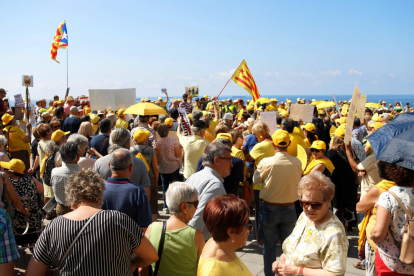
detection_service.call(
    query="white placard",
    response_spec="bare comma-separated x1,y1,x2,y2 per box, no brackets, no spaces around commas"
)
161,88,167,94
357,95,367,121
260,111,278,135
290,104,314,123
14,94,25,107
344,86,362,144
22,75,33,87
88,88,136,111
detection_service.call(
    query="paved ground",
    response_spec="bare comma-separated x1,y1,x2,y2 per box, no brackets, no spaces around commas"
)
14,191,365,276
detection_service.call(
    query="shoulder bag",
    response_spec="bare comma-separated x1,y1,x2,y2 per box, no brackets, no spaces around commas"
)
150,220,167,276
46,209,102,276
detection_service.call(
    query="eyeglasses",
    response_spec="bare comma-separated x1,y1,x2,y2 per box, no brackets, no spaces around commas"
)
52,125,61,129
186,201,199,208
218,156,232,163
245,220,253,231
310,148,320,153
299,200,326,210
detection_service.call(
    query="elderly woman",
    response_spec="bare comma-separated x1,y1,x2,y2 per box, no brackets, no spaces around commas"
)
370,161,414,275
325,126,356,228
0,135,10,164
156,123,181,214
130,129,159,221
25,169,158,276
68,134,101,170
198,194,253,275
0,159,44,245
78,121,94,142
272,172,349,276
303,141,335,177
141,182,205,276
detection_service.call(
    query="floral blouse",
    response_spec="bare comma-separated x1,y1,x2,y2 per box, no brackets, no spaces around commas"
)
377,186,414,274
282,212,349,275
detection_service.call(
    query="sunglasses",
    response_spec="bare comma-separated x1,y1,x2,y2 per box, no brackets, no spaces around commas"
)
245,220,253,231
52,125,61,129
218,156,233,163
310,148,320,153
299,200,326,210
186,201,199,208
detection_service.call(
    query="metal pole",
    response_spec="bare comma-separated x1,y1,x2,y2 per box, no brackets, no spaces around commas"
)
67,46,68,90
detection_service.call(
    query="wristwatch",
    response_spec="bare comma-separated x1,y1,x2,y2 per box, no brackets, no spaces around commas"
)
298,266,304,276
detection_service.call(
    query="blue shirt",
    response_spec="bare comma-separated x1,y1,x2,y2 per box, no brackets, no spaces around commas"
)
89,133,110,156
102,177,152,228
196,156,244,195
244,134,258,170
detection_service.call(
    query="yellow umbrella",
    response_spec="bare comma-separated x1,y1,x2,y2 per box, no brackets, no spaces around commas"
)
311,100,325,106
256,97,270,104
316,101,336,109
124,102,167,116
365,102,382,109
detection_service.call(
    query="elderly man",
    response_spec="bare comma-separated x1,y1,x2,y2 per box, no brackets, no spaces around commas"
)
101,148,152,229
192,110,203,121
224,99,236,114
179,93,192,114
89,118,111,156
187,142,232,239
63,96,75,115
193,97,202,110
205,95,219,112
253,130,302,276
93,128,151,198
380,113,391,124
177,117,209,180
51,142,81,216
62,106,81,135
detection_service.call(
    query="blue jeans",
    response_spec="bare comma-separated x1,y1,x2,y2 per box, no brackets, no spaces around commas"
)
260,202,297,276
160,169,180,208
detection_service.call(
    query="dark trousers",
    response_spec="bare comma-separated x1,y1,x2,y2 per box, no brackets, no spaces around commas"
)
160,169,180,208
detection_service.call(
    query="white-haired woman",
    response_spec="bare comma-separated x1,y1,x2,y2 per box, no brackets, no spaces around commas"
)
272,172,349,276
68,134,101,170
140,182,205,276
25,169,158,276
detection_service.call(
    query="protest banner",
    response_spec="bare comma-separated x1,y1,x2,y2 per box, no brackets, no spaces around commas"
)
14,94,25,107
290,104,314,122
89,88,136,111
260,111,278,135
185,86,199,97
357,95,367,121
178,108,192,136
344,86,362,145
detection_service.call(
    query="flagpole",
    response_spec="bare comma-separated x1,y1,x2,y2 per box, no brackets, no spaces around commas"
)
217,59,244,99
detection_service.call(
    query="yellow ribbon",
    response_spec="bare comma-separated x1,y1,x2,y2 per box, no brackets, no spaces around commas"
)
135,153,150,172
40,153,50,179
303,158,335,175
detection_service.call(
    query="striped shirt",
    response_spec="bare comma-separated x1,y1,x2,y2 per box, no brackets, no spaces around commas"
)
33,210,143,276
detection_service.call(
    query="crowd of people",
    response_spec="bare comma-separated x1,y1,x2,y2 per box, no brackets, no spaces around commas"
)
0,87,413,276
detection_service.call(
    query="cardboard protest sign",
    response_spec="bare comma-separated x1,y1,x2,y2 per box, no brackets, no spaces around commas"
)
260,111,278,135
14,94,25,107
178,107,192,136
290,104,314,123
22,75,33,87
185,86,199,97
89,88,136,111
357,95,367,121
344,86,361,145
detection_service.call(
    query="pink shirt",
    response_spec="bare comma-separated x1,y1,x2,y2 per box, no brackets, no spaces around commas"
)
64,104,71,114
158,137,180,174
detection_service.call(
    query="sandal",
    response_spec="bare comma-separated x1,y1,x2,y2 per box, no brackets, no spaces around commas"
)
353,261,365,270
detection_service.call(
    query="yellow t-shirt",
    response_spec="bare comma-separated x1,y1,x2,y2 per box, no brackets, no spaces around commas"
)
232,146,247,172
278,108,287,113
5,126,29,152
205,102,219,111
287,133,308,157
203,118,219,143
249,141,275,190
293,126,305,139
179,135,209,179
115,119,129,129
84,106,91,115
365,140,373,156
159,102,166,107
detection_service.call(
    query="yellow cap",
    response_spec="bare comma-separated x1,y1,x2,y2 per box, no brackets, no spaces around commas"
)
216,133,232,142
52,130,70,142
58,99,64,104
165,118,173,127
158,97,163,101
334,126,345,139
140,98,145,102
272,129,290,147
1,113,14,125
53,101,59,107
89,113,100,124
118,109,126,117
303,123,316,133
0,159,25,174
202,111,209,116
371,122,384,130
287,100,292,103
246,105,254,110
310,140,326,151
187,113,192,118
281,111,289,118
297,98,301,101
266,105,275,111
133,129,151,143
177,98,182,102
204,95,209,98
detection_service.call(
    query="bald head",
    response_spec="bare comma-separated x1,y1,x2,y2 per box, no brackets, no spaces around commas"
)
201,116,210,128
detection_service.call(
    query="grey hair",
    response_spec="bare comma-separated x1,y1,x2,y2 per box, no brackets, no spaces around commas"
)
66,169,105,208
192,110,203,121
166,182,198,214
110,148,133,171
298,171,335,202
159,114,167,123
68,134,89,150
202,142,231,167
108,128,131,154
157,123,169,138
45,140,60,154
191,126,204,136
215,138,232,147
0,135,7,146
60,141,79,164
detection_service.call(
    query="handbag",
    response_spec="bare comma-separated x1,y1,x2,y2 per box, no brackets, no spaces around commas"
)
149,221,167,276
388,191,414,264
46,209,102,276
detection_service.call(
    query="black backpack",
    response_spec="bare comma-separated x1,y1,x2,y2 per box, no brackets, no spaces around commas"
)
43,152,56,186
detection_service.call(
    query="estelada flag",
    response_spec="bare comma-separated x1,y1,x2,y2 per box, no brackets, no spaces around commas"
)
230,60,260,102
50,21,68,63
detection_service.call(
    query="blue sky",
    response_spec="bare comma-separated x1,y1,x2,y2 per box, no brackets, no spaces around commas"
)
1,1,413,100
